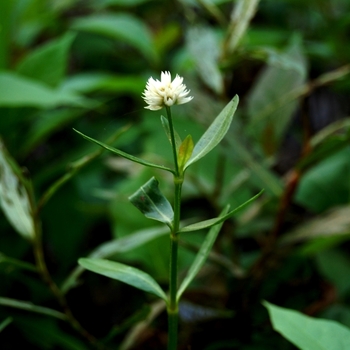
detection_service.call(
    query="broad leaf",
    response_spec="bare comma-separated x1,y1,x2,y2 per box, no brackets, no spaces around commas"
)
129,177,174,227
16,32,75,87
185,95,239,169
177,206,229,300
264,301,350,350
178,135,194,173
246,37,307,155
179,190,263,233
187,25,223,94
79,258,167,301
0,72,87,108
73,129,174,173
161,115,182,150
71,13,157,63
61,226,169,293
0,140,35,240
61,73,145,95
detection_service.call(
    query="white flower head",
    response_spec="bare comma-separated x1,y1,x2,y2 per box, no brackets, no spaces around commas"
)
142,71,193,111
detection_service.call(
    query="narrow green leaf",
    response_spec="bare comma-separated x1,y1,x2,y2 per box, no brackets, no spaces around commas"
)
179,190,263,233
79,258,167,301
0,317,12,332
161,115,182,150
178,135,194,173
16,32,75,87
129,177,174,227
73,129,174,173
0,252,37,272
0,297,66,320
264,301,350,350
185,95,239,169
62,226,169,293
177,206,229,300
0,140,35,240
223,0,260,55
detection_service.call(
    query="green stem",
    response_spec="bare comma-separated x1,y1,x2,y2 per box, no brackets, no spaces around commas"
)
32,212,102,348
166,107,179,175
165,106,183,350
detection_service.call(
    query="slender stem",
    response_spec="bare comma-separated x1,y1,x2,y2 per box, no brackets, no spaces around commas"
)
166,107,179,175
165,106,183,350
32,212,102,348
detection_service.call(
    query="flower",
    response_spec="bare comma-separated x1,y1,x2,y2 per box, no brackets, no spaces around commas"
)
142,71,193,111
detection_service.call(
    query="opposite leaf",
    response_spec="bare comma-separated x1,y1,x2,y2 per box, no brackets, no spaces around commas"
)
185,95,239,169
79,258,167,301
74,129,173,173
264,301,350,350
178,135,194,174
129,177,174,228
161,115,182,150
179,190,263,233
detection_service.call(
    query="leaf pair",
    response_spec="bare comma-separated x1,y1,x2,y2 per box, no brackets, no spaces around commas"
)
128,175,263,232
79,191,262,302
74,95,239,174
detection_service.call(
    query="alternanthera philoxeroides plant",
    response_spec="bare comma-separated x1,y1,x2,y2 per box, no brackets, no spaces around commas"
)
75,72,262,349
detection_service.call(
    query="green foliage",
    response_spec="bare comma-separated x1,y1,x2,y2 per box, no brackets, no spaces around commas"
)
1,0,350,348
78,258,167,301
264,301,350,350
129,177,174,227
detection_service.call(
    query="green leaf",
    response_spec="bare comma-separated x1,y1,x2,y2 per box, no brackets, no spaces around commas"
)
223,136,283,197
314,249,350,297
246,37,307,155
0,317,12,332
73,129,174,173
295,148,350,213
0,72,88,108
0,297,66,320
16,32,76,87
185,95,239,169
187,25,223,94
178,135,194,173
99,0,151,6
61,73,145,95
177,206,229,300
0,140,35,240
61,226,169,293
161,115,182,150
78,258,167,301
129,177,174,227
281,205,350,245
0,252,37,272
223,0,260,55
264,301,350,350
179,190,263,233
71,13,157,63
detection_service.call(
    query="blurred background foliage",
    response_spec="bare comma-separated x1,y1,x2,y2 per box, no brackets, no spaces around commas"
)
1,0,350,349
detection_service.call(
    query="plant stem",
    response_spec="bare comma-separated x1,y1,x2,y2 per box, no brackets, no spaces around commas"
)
165,106,183,350
32,214,102,348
